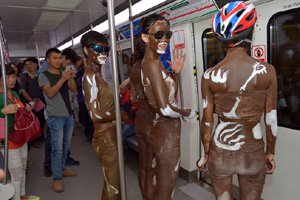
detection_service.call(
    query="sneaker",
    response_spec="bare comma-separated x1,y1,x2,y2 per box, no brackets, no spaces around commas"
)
21,195,40,200
44,166,52,177
66,157,80,166
62,169,77,177
53,180,64,193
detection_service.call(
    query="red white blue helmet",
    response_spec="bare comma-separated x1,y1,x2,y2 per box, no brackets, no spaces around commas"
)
212,1,257,46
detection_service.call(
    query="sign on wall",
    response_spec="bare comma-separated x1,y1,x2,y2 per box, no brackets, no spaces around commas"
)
173,30,185,49
252,45,266,62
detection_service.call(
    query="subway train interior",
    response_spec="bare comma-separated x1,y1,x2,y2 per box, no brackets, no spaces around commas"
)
0,0,299,199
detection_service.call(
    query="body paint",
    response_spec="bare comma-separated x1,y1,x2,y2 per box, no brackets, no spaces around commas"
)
102,168,119,194
266,110,277,137
223,97,241,119
105,112,111,116
204,70,211,80
97,54,107,65
203,96,208,109
175,159,180,171
214,120,245,151
219,191,230,200
240,62,267,91
252,123,263,139
153,175,156,185
211,68,229,83
156,42,168,54
152,158,156,168
162,70,167,79
95,113,102,119
205,122,210,127
160,103,181,118
86,74,98,103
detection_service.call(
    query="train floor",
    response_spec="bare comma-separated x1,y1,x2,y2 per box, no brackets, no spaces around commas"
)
25,126,215,200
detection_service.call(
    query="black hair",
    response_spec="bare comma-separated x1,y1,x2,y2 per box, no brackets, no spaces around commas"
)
46,48,61,59
141,14,169,34
23,57,38,65
0,64,16,78
134,32,145,60
62,48,77,64
76,56,83,62
80,31,109,57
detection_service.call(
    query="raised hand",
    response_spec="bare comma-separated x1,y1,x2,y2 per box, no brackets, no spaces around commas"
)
62,70,72,81
167,49,186,74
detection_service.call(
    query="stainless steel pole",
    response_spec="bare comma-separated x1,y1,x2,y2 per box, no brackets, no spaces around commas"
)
107,0,127,199
35,41,41,69
128,0,134,52
0,21,9,185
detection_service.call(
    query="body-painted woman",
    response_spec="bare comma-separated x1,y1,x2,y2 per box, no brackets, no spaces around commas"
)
80,31,128,200
140,14,195,199
197,2,277,200
130,33,156,200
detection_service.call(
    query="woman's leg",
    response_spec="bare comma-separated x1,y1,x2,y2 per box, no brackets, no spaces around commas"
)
92,126,121,200
20,144,28,197
151,118,181,200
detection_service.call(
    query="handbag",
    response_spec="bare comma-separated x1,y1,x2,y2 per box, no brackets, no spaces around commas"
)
9,108,41,144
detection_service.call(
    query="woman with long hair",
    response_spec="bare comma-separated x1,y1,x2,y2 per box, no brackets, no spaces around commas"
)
197,2,277,199
140,14,195,199
80,31,128,200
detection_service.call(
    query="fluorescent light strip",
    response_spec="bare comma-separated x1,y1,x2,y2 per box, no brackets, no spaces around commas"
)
61,0,167,48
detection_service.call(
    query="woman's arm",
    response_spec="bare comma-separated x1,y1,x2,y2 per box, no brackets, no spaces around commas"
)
143,59,193,118
197,74,214,172
264,65,277,174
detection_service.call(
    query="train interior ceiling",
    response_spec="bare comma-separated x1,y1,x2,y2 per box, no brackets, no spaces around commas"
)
0,0,300,199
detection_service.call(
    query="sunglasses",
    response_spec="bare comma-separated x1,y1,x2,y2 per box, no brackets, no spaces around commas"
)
147,31,173,39
90,45,110,53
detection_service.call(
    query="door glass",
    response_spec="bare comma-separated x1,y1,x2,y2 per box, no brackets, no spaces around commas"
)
268,9,300,129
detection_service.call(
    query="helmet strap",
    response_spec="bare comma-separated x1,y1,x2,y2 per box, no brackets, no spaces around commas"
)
230,38,252,47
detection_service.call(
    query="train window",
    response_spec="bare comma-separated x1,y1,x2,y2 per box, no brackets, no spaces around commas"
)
202,28,226,71
268,9,300,129
117,49,132,83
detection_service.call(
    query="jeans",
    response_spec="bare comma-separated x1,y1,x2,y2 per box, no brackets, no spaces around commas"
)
46,115,74,180
122,123,135,157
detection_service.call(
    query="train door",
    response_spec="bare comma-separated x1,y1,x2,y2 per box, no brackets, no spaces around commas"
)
167,22,200,180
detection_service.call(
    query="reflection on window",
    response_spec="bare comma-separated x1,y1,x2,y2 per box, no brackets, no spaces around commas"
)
202,29,226,71
269,9,300,129
117,49,132,83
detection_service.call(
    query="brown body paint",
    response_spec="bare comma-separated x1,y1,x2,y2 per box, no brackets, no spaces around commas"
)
130,59,156,200
198,47,277,200
140,19,193,200
82,41,126,200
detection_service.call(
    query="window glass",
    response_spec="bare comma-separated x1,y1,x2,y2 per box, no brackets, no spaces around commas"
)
268,9,300,129
117,49,132,83
202,29,226,71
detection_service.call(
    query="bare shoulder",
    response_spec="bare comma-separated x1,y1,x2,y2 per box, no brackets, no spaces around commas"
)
142,58,162,75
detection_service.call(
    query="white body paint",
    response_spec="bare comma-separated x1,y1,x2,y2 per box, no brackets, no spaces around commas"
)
266,110,277,137
223,97,241,119
175,159,180,171
240,62,267,91
94,102,97,108
205,122,210,127
219,191,231,200
162,71,167,79
152,158,156,168
105,112,111,116
160,103,182,118
86,75,98,104
197,157,205,168
214,120,245,151
156,42,168,54
153,175,156,185
90,111,93,119
102,169,119,194
211,68,229,83
95,113,102,119
252,123,263,139
203,70,211,79
97,54,107,65
203,96,208,109
186,109,196,119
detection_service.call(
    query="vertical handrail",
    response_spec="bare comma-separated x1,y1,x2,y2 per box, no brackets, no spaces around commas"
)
178,74,187,122
128,0,134,53
0,19,8,185
35,41,41,69
107,0,127,199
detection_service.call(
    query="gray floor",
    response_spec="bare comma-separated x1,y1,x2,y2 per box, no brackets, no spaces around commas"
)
25,127,206,200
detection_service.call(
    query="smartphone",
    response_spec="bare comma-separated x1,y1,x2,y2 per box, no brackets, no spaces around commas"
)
66,65,71,71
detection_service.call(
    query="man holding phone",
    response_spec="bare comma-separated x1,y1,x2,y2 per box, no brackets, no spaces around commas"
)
39,48,77,192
